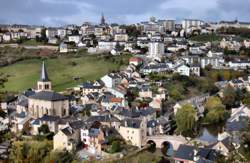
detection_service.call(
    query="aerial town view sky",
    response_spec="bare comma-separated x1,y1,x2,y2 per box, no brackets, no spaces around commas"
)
1,0,250,25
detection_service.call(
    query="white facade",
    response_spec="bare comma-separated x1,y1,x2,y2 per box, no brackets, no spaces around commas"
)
175,64,190,76
148,42,165,59
182,19,204,31
98,41,117,51
114,33,128,42
68,35,81,44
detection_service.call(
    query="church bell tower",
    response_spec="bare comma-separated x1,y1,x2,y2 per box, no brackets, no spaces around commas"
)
37,61,52,92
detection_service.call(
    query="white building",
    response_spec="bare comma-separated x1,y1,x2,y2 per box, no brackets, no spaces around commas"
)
57,28,67,39
175,64,190,76
228,61,250,69
148,41,165,59
114,33,128,42
98,41,117,52
182,19,204,31
68,35,81,44
2,33,11,42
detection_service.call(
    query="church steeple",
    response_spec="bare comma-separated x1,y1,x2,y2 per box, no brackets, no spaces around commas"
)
37,61,52,92
100,13,106,26
40,61,49,82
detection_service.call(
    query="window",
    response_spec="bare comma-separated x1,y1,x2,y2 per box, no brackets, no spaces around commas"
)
45,84,50,89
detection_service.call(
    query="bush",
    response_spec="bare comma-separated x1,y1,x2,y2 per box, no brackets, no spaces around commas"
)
109,141,121,153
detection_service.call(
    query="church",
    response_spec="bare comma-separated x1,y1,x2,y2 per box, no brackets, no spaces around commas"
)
27,62,69,118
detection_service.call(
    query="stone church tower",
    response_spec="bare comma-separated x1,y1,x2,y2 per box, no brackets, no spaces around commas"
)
37,61,52,92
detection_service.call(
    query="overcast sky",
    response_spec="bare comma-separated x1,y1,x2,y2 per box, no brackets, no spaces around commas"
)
1,0,250,26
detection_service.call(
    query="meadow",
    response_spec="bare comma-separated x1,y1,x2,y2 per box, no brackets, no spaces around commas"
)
0,54,129,92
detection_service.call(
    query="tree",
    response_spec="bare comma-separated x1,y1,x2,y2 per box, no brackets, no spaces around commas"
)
44,150,76,163
204,106,228,124
176,104,196,135
205,96,224,111
222,86,237,109
243,93,250,108
110,141,121,153
38,124,50,135
10,140,53,163
204,96,228,124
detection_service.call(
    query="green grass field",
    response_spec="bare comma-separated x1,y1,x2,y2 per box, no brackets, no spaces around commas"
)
0,55,128,92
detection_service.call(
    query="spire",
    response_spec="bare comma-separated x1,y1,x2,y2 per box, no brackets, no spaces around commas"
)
101,13,106,25
40,61,49,82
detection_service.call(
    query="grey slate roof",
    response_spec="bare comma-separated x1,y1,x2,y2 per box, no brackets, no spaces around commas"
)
39,115,60,122
121,118,142,128
174,144,218,162
29,91,68,101
61,127,74,136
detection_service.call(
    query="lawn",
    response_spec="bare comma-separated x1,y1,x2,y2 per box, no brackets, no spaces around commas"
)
0,55,128,92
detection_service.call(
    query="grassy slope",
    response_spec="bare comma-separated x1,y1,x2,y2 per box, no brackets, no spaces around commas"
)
0,55,125,92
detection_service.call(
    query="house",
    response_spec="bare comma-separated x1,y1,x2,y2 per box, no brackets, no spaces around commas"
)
228,105,250,122
228,60,250,70
114,33,128,42
11,112,31,133
229,78,245,89
68,35,81,44
98,41,117,52
57,28,67,39
139,85,153,98
101,97,125,110
101,74,122,88
147,115,172,136
149,98,162,112
175,64,190,76
46,28,58,39
220,38,241,51
115,107,156,122
2,33,11,42
31,115,61,135
174,144,219,163
78,81,105,95
201,57,223,69
107,86,126,98
119,118,147,147
225,105,250,136
209,137,234,156
80,122,105,155
59,42,77,53
86,114,121,130
190,64,200,76
48,37,58,44
129,57,143,66
53,126,78,151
